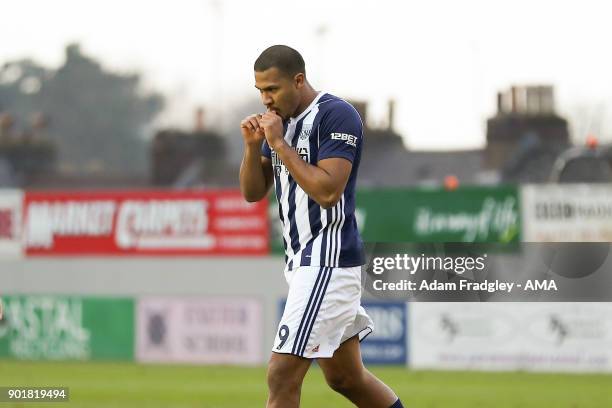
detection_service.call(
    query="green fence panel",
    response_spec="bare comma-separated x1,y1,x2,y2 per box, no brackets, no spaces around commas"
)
357,186,520,243
0,295,134,361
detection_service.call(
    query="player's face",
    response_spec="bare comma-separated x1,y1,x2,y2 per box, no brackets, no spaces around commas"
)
254,67,302,120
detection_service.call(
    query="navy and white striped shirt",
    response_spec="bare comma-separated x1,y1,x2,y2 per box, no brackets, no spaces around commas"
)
262,92,365,271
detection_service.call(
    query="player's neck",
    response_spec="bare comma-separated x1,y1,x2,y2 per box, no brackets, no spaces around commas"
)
293,85,319,119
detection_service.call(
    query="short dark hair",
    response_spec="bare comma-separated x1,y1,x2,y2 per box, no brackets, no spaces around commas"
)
254,45,305,78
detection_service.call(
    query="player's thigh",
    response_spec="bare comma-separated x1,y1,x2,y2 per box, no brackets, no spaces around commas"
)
317,335,365,381
267,351,311,388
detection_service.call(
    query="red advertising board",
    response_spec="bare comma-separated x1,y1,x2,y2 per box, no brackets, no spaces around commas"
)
23,190,268,256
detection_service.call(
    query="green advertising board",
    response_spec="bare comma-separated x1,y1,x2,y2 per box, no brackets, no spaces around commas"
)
0,295,134,361
269,186,520,255
357,186,520,243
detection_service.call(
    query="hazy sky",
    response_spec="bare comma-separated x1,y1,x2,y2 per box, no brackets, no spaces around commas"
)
1,0,611,150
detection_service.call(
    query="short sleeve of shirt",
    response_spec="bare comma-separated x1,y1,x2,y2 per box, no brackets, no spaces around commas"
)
317,102,363,163
261,139,272,159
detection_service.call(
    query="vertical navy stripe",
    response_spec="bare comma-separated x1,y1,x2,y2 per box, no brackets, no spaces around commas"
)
328,205,342,266
273,162,288,263
338,199,352,267
331,203,338,266
286,118,305,255
332,198,344,266
328,206,336,265
291,266,325,355
300,267,333,356
300,237,314,266
320,207,333,266
286,180,300,253
300,200,321,266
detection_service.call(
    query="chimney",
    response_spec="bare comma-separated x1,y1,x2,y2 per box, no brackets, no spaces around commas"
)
195,107,205,132
539,86,554,114
387,99,395,131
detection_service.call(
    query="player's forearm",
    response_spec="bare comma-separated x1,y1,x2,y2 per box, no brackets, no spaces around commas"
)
274,142,339,209
239,144,267,202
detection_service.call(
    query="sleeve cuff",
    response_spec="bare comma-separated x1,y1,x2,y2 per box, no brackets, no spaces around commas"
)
317,151,355,163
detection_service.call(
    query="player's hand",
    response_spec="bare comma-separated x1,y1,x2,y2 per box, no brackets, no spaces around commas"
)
240,114,265,147
259,110,285,150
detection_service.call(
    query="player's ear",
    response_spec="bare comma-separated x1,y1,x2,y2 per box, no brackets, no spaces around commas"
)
294,73,305,89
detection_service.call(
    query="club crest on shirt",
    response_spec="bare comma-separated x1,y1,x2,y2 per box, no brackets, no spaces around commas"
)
299,126,312,140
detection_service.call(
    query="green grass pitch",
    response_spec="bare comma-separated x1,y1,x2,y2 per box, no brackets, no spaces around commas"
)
0,360,610,407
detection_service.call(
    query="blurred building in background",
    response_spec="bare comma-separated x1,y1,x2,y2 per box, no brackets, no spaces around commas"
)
152,108,236,188
356,85,603,188
355,99,484,187
0,43,611,190
0,44,163,189
487,86,571,183
550,136,612,183
143,84,612,188
0,112,55,187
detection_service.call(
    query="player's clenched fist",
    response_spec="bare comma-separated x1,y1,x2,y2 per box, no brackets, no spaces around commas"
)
240,114,265,146
259,110,284,150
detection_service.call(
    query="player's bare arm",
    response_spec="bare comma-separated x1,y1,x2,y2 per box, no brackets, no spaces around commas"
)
239,114,273,202
259,110,351,209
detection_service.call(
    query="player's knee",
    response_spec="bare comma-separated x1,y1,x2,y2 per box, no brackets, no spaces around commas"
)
267,358,303,395
325,369,364,395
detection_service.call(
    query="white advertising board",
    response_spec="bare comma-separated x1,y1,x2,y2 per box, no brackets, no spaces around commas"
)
410,303,612,372
137,297,263,365
521,184,612,241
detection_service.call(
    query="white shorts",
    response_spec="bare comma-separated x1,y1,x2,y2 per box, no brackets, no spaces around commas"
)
273,265,374,359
